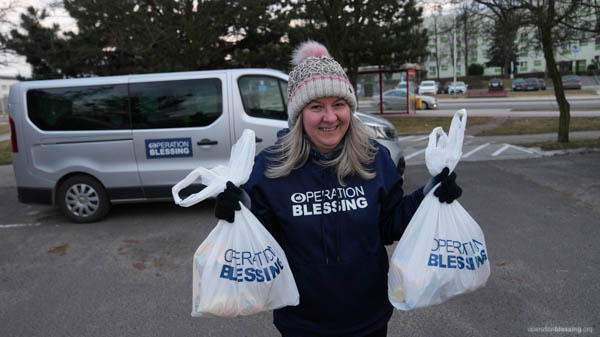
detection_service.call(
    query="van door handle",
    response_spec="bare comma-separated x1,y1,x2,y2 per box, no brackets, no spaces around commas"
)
255,137,263,143
197,139,218,146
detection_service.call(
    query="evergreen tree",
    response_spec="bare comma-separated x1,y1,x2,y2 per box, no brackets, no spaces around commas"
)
288,0,429,87
483,15,520,77
224,0,293,71
2,7,71,79
3,0,428,81
61,0,233,75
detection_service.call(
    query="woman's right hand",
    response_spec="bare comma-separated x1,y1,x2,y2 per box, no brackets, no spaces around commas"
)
214,181,243,223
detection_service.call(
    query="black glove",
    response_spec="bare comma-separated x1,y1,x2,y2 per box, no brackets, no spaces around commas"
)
432,167,462,203
215,181,243,223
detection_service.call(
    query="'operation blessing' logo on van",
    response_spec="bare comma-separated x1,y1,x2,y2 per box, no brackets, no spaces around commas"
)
145,138,193,159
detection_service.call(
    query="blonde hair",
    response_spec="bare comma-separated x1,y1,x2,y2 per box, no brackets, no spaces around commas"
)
265,114,377,185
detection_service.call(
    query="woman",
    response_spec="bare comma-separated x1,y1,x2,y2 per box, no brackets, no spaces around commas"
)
215,41,461,337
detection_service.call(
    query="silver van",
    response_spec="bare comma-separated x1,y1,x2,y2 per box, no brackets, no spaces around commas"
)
8,69,404,223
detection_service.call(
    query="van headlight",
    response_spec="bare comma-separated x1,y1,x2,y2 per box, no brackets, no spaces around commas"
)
363,122,397,140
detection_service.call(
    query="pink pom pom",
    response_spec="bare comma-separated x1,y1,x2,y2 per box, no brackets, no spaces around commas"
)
291,40,330,66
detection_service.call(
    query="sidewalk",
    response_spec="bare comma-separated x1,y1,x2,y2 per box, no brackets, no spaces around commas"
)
437,94,600,103
412,109,600,117
468,130,600,146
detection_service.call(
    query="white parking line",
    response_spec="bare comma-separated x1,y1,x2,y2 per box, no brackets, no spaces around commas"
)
405,148,426,160
411,135,429,142
511,144,535,154
492,144,537,157
396,135,415,141
463,143,490,158
492,144,510,156
0,223,41,229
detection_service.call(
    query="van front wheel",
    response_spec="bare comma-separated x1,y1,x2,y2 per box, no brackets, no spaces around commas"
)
57,175,111,223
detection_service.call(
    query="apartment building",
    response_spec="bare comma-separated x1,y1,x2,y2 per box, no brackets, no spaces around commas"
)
422,13,600,79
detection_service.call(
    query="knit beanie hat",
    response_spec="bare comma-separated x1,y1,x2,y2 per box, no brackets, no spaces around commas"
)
287,41,357,128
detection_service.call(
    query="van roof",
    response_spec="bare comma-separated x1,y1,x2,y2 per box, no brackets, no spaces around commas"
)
11,68,287,90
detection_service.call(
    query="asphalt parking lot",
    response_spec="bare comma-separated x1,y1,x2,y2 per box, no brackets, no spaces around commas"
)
1,152,599,337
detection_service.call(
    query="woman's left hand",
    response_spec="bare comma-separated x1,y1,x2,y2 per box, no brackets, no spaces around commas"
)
433,168,462,203
425,167,462,203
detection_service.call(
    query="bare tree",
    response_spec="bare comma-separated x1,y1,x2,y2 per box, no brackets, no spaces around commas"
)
475,0,597,143
478,1,523,78
451,0,486,75
0,0,19,66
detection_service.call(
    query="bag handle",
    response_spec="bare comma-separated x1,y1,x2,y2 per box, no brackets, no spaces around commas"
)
448,109,467,153
427,126,448,151
425,109,467,176
171,129,256,207
172,167,226,207
445,109,467,169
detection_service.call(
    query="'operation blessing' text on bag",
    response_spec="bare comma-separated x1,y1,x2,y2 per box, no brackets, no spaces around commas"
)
427,238,488,270
219,246,285,283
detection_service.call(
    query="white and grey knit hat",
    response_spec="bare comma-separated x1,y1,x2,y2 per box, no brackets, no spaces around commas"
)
287,41,357,127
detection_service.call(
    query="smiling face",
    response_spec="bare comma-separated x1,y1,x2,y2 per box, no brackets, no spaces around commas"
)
301,97,351,154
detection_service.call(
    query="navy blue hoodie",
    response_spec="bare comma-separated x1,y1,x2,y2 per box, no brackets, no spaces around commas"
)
243,135,424,336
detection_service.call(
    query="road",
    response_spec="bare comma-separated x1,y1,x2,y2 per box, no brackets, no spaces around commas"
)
1,152,599,337
439,96,600,112
358,94,600,117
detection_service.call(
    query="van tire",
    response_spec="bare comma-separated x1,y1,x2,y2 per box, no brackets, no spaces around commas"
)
57,175,111,223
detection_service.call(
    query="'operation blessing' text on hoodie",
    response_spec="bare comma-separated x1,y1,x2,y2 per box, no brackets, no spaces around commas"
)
290,186,368,216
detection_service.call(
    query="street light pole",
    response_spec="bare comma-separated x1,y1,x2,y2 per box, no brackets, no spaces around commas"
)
453,22,457,98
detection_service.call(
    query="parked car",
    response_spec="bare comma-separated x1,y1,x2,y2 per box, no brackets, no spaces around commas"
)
8,69,406,222
372,89,408,110
441,81,453,94
511,78,526,91
435,81,443,94
488,78,504,91
417,94,438,110
372,89,437,110
448,81,468,94
562,75,582,89
395,81,417,95
418,80,437,95
536,78,547,90
523,78,540,91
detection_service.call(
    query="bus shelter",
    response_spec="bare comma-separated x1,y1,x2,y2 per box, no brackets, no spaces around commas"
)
356,64,420,115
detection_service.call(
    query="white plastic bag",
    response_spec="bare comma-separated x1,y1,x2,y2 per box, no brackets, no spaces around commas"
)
172,129,300,317
388,109,490,311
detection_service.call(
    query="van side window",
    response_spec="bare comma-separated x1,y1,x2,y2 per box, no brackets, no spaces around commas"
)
27,84,129,130
238,76,288,121
130,78,222,129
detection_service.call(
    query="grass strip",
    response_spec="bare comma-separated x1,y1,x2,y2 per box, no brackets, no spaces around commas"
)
0,141,12,165
521,138,600,151
477,117,600,136
384,116,493,134
510,108,600,112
